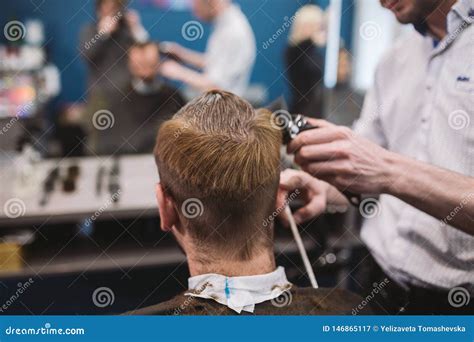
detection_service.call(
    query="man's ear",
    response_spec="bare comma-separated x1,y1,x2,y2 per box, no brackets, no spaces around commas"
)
275,185,290,227
155,182,179,232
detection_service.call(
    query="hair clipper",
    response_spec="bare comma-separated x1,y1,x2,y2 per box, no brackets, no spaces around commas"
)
281,114,361,207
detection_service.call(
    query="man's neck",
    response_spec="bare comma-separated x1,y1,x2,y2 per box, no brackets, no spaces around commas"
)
425,0,456,40
187,250,276,277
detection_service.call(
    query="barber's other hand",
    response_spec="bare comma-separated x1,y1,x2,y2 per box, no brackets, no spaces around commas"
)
98,16,119,35
125,10,141,30
277,169,329,225
159,60,185,81
288,119,394,194
160,42,185,59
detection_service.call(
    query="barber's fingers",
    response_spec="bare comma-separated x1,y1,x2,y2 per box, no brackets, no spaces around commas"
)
279,168,316,191
126,9,138,17
279,169,328,224
278,169,313,227
278,169,306,226
294,141,349,165
287,124,353,154
302,160,352,178
293,194,326,224
306,118,335,128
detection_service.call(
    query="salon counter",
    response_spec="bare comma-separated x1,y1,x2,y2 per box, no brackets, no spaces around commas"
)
0,154,158,227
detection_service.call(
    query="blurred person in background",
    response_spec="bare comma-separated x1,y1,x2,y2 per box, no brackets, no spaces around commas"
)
79,0,149,94
79,0,151,155
93,42,185,155
160,0,256,97
336,47,351,87
285,5,326,118
324,46,361,127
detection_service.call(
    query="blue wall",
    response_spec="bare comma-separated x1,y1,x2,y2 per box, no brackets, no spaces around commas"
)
1,0,354,105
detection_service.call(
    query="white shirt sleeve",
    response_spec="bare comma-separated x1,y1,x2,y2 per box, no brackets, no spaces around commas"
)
353,70,388,148
204,28,255,95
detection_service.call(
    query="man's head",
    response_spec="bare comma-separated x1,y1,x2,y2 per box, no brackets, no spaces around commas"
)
96,0,126,18
191,0,230,22
380,0,449,24
128,42,160,82
154,90,281,264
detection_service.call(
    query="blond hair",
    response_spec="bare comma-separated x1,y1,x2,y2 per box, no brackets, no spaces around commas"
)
289,5,326,46
154,90,281,260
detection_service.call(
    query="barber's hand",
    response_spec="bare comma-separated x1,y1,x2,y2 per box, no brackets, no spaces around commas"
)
125,10,141,30
288,119,393,194
159,60,185,81
98,16,119,35
160,42,185,59
277,169,329,225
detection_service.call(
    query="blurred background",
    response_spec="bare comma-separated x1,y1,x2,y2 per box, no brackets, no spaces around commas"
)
0,0,410,314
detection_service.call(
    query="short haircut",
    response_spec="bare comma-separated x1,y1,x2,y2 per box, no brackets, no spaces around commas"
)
154,90,281,260
129,41,160,59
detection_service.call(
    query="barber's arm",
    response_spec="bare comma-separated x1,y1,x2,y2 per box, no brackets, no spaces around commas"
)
159,59,215,92
125,10,149,43
161,42,207,70
80,11,148,62
287,119,474,236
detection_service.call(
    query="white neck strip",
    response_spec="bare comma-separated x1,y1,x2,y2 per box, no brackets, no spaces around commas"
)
185,266,292,313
